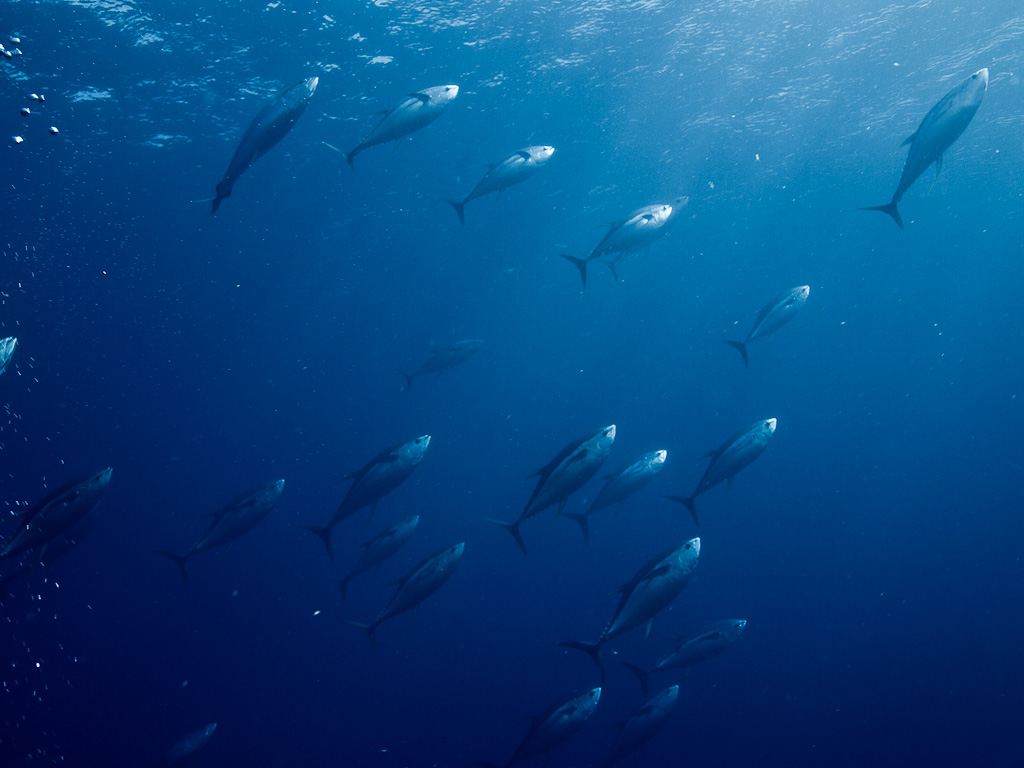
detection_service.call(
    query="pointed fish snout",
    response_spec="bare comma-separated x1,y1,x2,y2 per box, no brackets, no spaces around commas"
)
688,536,700,555
654,450,667,464
975,68,989,85
766,418,777,431
604,424,617,439
306,76,319,92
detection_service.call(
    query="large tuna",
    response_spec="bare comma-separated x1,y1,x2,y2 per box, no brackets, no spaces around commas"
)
210,76,318,214
723,286,809,368
488,425,616,554
398,339,483,392
0,468,112,560
158,479,285,584
623,619,747,696
475,687,602,768
667,419,776,525
349,542,464,650
560,538,700,679
0,336,16,376
302,435,431,558
334,515,420,600
446,145,555,226
861,68,988,229
600,685,679,768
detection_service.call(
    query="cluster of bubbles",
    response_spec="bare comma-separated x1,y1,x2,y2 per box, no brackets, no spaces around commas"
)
4,34,58,145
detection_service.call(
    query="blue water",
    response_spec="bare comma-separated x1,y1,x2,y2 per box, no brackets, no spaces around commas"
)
2,1,1023,765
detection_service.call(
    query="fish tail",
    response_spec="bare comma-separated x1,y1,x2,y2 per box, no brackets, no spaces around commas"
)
560,254,588,289
563,512,590,545
445,198,466,227
344,150,356,172
349,620,377,651
333,576,349,601
397,369,414,393
485,518,527,555
559,640,606,681
858,201,904,230
209,196,222,216
621,661,651,698
299,525,334,560
156,550,190,585
665,496,699,527
722,340,749,368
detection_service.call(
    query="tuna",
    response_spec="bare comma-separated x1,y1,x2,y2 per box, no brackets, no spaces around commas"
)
334,515,420,600
446,145,555,226
349,542,464,650
488,425,616,555
560,538,700,679
623,619,747,697
667,418,776,525
0,336,16,376
475,687,602,768
600,685,679,768
158,479,285,584
325,84,459,171
398,339,483,392
861,68,988,229
0,468,112,560
723,286,810,367
210,76,318,214
301,435,431,558
562,198,687,288
564,449,667,544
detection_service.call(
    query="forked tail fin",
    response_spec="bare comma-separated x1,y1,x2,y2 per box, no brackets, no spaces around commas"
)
299,525,334,559
560,254,588,290
722,340,749,368
349,620,377,651
665,496,699,527
485,518,527,555
858,201,904,230
621,661,651,698
564,512,590,545
157,550,190,585
560,639,606,681
323,141,356,173
333,575,350,601
445,198,466,227
397,369,415,393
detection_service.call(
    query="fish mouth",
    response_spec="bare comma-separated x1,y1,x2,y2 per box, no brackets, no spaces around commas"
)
306,76,319,92
686,537,700,555
766,418,777,432
974,68,989,86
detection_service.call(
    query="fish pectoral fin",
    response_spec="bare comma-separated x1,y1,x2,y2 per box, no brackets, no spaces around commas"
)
407,92,431,103
391,138,404,155
726,476,734,494
900,131,918,148
409,604,419,624
645,617,654,640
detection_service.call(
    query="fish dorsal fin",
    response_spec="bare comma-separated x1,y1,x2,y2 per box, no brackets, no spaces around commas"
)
700,449,719,462
900,131,918,148
641,564,671,583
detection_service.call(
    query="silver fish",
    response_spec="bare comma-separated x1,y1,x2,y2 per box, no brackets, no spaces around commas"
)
446,145,555,226
0,336,16,376
560,538,700,679
564,449,667,544
600,685,679,768
334,515,420,600
301,435,431,559
488,425,616,555
667,419,776,525
475,687,602,768
158,479,284,584
350,542,464,650
399,339,483,392
1,468,112,560
724,286,809,367
165,722,217,767
211,76,318,214
562,198,688,288
623,619,747,697
326,84,459,171
861,68,988,229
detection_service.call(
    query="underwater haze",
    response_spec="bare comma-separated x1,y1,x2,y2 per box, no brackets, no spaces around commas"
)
2,0,1024,766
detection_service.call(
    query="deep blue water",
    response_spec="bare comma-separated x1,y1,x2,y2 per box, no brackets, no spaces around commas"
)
2,1,1024,766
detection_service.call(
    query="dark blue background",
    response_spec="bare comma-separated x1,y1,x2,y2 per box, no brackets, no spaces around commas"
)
2,0,1023,765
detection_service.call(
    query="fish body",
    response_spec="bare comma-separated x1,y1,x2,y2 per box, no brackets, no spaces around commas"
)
724,286,809,367
861,68,988,229
350,542,464,650
476,688,602,768
667,419,776,524
211,76,318,214
624,619,747,696
165,722,217,767
562,197,688,288
446,145,555,225
303,435,431,558
0,336,16,375
0,513,95,587
601,685,679,768
400,339,483,391
335,515,420,600
330,84,459,170
1,468,113,559
158,479,285,584
560,538,700,679
489,425,616,554
565,450,667,543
